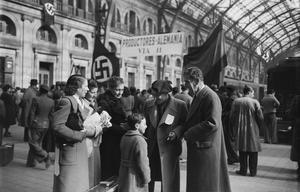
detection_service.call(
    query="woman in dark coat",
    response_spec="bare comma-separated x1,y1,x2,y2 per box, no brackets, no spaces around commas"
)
52,75,95,192
289,95,300,180
0,84,16,137
97,76,127,180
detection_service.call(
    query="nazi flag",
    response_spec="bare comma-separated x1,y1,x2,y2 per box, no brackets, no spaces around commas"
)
91,35,119,83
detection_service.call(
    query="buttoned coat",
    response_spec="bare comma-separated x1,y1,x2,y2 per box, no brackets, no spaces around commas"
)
144,97,188,192
52,96,89,192
118,130,150,192
230,96,263,152
183,86,231,192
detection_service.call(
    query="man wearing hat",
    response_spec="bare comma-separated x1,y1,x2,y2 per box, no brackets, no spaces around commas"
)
143,80,188,192
21,79,38,142
26,84,54,168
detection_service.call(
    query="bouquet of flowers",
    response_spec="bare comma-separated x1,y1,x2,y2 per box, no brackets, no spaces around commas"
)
83,110,112,156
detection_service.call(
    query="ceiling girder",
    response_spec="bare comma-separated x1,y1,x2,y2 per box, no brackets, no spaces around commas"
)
271,36,300,56
238,9,292,47
225,1,269,35
262,30,299,55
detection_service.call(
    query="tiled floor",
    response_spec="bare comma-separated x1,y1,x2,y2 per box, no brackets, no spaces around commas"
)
1,125,300,192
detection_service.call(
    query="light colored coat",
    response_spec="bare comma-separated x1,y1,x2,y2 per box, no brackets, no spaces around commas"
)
144,97,188,192
52,96,88,192
230,96,264,152
118,130,150,192
183,86,231,192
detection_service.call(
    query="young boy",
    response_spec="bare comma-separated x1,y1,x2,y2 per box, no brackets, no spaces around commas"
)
118,113,150,192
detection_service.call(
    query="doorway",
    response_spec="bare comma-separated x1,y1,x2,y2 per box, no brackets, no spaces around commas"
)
39,62,53,86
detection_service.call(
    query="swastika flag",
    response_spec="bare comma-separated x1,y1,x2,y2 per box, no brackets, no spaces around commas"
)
42,0,55,26
91,35,119,83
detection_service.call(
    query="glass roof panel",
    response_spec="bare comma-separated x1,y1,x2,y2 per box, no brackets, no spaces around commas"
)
186,0,300,57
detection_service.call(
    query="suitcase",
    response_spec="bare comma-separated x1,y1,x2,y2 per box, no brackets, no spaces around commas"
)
87,176,118,192
0,143,14,166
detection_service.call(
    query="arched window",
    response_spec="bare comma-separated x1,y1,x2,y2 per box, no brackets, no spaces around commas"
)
143,18,155,35
74,34,88,49
111,7,121,27
124,10,140,35
0,15,16,36
188,35,192,47
175,58,181,67
108,42,116,53
37,26,57,44
88,0,93,12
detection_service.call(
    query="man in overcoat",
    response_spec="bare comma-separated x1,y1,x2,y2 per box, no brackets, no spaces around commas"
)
21,79,38,142
230,85,264,177
182,67,231,192
143,80,188,192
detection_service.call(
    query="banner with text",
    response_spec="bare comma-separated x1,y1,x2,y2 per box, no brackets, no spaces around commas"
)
120,32,184,57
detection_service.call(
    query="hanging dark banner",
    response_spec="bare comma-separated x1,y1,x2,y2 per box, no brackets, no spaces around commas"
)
42,0,55,26
91,35,120,83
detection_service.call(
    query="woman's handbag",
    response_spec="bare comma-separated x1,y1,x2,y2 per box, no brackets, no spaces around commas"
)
65,97,84,131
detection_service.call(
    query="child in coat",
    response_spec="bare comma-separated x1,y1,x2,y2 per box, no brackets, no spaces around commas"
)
118,113,150,192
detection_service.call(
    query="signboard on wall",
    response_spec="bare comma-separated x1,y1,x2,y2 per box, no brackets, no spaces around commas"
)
120,32,184,57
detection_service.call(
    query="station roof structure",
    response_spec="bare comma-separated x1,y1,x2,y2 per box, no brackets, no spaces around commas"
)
172,0,300,61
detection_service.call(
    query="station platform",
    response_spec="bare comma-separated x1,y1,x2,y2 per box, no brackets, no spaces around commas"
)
0,125,299,192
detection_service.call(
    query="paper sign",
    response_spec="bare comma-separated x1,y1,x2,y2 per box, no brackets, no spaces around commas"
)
165,114,174,125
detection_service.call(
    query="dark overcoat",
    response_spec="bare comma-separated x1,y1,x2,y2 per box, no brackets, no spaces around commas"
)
1,92,17,126
183,86,231,192
97,90,127,180
52,96,88,192
144,97,188,192
118,130,150,192
21,87,37,127
290,95,300,161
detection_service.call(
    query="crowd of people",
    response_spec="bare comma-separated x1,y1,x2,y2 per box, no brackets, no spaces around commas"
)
0,67,299,192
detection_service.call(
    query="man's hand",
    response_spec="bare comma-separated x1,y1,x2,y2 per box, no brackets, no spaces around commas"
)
166,131,177,142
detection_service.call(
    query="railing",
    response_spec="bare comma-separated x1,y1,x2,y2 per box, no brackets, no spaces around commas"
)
68,5,75,16
76,8,84,18
55,0,62,12
85,12,94,21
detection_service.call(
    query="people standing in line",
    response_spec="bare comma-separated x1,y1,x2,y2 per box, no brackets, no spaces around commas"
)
0,86,6,145
174,84,193,109
289,95,300,181
1,84,17,137
26,85,54,168
97,76,127,180
261,89,280,144
182,67,231,192
21,79,38,141
222,86,239,164
231,85,264,177
52,74,94,192
121,87,135,117
84,79,102,188
143,80,188,192
118,113,150,192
